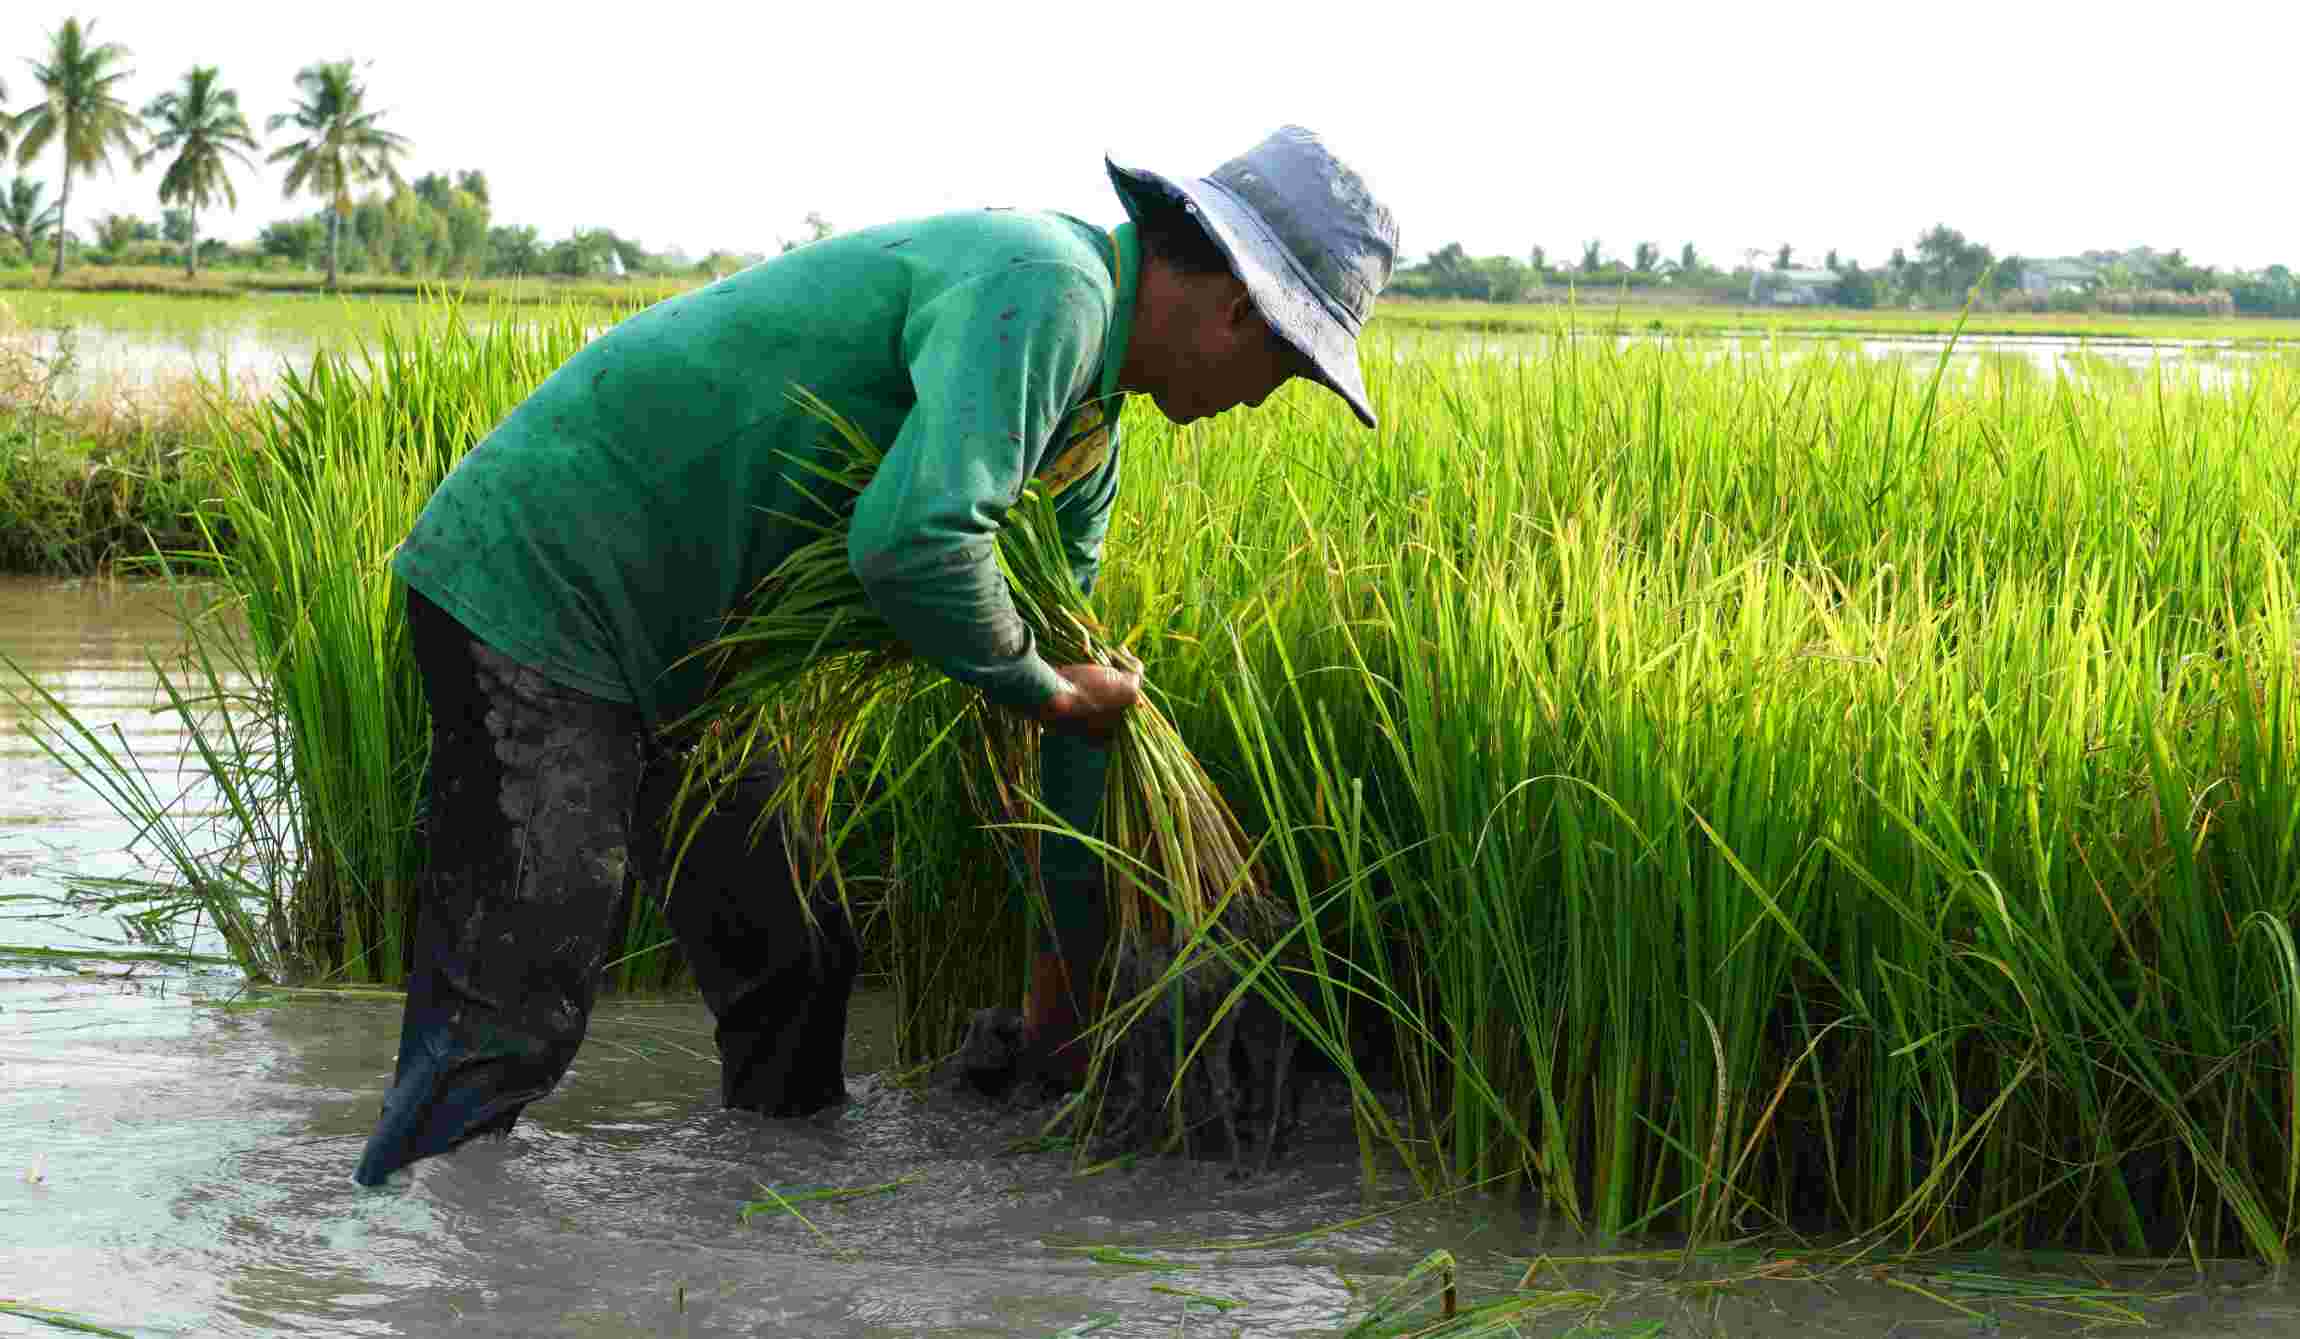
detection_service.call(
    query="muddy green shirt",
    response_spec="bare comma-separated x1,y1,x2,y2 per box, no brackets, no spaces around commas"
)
393,210,1138,732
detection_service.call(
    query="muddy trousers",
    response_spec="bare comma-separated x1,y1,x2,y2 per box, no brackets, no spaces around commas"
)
353,589,858,1187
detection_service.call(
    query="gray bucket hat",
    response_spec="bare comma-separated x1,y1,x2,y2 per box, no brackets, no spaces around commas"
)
1106,126,1399,429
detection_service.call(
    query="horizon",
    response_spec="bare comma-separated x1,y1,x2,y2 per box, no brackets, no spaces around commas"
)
3,2,2296,275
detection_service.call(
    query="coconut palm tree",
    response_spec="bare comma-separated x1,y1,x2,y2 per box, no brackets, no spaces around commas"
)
1,178,61,264
9,18,141,280
266,61,408,291
137,66,260,279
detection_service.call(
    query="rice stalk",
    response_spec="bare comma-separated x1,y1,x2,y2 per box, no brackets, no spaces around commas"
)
18,293,2300,1256
672,386,1289,1153
677,386,1270,945
671,384,1278,938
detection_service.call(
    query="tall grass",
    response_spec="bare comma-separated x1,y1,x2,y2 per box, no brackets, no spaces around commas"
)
0,324,219,572
6,300,686,988
674,389,1295,1157
196,299,690,985
1096,334,2300,1259
18,300,2300,1257
1379,294,2300,346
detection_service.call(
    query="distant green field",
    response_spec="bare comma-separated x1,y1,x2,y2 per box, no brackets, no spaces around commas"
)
3,286,440,345
29,303,2300,1261
0,263,687,309
10,264,2297,348
0,285,647,377
1375,295,2300,345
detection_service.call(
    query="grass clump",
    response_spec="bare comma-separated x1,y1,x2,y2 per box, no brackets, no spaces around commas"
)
19,299,2300,1262
680,388,1269,944
185,299,652,984
0,317,222,572
1088,326,2300,1259
10,298,669,988
676,388,1291,1156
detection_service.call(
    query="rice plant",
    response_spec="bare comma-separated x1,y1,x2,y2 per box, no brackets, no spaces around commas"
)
1086,327,2300,1259
674,388,1291,1156
19,296,2300,1259
0,319,218,573
7,298,667,987
676,388,1266,931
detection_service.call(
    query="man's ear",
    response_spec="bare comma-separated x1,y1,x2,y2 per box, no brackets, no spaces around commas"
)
1225,286,1259,335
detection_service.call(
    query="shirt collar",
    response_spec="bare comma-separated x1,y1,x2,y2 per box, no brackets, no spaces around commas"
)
1098,221,1140,404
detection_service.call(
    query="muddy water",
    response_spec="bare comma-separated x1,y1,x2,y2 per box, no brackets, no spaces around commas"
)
7,575,2300,1338
1,577,225,960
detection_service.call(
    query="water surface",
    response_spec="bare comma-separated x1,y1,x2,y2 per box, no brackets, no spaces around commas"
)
8,572,2300,1335
9,291,2289,405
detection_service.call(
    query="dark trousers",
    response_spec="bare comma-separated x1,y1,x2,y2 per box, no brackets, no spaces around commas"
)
353,589,858,1186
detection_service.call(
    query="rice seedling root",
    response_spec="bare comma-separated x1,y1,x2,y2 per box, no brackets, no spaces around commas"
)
930,912,1307,1176
1084,913,1303,1174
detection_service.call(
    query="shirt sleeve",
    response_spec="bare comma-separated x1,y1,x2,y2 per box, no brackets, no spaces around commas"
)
846,261,1109,710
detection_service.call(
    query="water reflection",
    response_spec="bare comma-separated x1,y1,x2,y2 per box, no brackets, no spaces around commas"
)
14,307,2293,405
4,972,1414,1337
0,578,223,961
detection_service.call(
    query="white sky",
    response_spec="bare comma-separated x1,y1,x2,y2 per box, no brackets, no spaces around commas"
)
4,1,2296,272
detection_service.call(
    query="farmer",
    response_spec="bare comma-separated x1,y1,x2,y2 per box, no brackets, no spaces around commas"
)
354,126,1398,1186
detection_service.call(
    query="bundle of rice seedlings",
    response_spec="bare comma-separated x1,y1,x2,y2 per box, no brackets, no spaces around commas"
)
671,388,1296,1163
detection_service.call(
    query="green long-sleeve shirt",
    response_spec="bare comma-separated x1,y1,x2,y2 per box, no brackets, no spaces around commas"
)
395,211,1139,903
395,210,1138,731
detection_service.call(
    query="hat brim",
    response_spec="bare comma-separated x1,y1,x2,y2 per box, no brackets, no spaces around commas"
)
1106,157,1378,430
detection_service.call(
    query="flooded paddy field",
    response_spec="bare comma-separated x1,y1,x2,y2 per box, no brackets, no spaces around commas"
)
10,581,2300,1336
6,288,2293,404
12,290,2300,1335
0,291,467,401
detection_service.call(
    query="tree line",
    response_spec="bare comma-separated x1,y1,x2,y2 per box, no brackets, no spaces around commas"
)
0,16,764,289
9,15,2293,315
1395,225,2300,318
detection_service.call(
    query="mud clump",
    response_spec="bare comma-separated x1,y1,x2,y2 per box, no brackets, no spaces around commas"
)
1084,936,1299,1172
935,911,1304,1174
941,1005,1030,1096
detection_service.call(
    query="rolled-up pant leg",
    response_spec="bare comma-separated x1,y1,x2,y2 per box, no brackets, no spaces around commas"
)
634,753,858,1115
354,588,648,1187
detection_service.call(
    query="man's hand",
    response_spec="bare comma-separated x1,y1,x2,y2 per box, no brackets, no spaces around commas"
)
1036,663,1141,741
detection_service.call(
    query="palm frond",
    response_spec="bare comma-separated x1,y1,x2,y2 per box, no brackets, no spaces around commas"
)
266,61,408,221
140,67,260,213
13,113,56,167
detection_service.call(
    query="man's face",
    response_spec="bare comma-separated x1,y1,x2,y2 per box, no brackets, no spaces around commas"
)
1135,270,1309,425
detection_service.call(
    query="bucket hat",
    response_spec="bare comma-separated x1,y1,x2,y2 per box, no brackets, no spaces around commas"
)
1106,126,1398,429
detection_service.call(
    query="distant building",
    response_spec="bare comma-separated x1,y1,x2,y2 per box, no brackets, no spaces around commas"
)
1748,268,1841,305
2078,247,2166,287
2019,258,2099,296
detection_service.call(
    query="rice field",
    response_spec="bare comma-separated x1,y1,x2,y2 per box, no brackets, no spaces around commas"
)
0,263,692,309
1385,294,2300,345
0,287,459,346
1092,330,2300,1260
19,300,2300,1262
